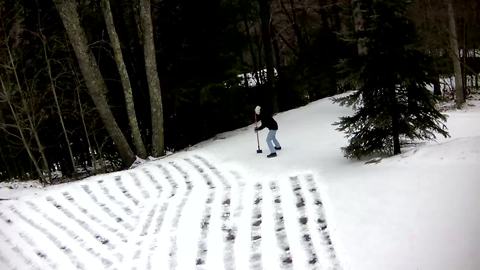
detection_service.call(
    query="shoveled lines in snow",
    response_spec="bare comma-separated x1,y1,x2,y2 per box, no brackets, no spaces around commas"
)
61,191,128,243
130,163,185,270
194,155,236,270
229,170,246,243
139,167,168,270
0,227,28,269
304,175,342,270
97,178,137,222
184,157,217,269
250,183,263,270
80,184,135,231
270,181,293,269
17,229,59,269
289,176,320,270
24,199,114,267
165,161,193,270
43,196,115,250
0,209,51,270
127,173,150,201
130,204,158,270
8,205,86,269
138,169,163,198
1,156,342,270
129,167,169,270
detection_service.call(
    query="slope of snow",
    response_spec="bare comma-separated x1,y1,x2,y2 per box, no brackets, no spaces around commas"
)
1,94,479,270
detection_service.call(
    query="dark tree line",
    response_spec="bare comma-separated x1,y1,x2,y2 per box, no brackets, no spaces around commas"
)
0,0,479,183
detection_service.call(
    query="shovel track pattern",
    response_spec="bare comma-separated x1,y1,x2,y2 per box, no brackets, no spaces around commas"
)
0,155,341,270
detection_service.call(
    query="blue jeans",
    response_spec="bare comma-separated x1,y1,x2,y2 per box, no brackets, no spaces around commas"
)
266,130,280,154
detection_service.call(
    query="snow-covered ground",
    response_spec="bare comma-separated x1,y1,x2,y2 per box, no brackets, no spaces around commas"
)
1,94,479,270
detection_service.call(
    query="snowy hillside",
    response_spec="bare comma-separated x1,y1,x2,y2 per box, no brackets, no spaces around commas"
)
1,94,479,270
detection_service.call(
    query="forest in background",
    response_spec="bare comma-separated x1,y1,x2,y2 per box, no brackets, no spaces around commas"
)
0,0,479,183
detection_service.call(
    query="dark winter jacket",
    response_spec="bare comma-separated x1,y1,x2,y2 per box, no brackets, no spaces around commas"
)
256,113,278,131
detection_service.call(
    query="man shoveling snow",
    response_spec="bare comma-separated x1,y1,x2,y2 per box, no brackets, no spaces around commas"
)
254,105,281,158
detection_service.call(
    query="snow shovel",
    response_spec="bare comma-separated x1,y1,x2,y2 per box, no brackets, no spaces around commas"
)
254,113,263,153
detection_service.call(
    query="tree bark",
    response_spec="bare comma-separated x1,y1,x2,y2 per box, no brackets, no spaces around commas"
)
72,63,97,174
53,0,135,166
0,101,5,125
101,0,147,158
389,87,401,155
433,75,442,96
76,86,97,173
0,77,45,182
242,12,261,85
475,46,479,90
0,145,12,181
5,42,51,182
351,0,368,56
41,38,76,175
285,0,306,52
462,18,467,97
446,0,465,108
139,0,165,157
259,0,278,112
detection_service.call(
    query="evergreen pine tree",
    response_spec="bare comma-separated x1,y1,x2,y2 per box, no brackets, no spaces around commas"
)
335,0,449,159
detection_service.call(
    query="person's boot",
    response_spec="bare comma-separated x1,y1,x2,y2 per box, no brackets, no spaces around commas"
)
267,153,277,158
274,146,281,150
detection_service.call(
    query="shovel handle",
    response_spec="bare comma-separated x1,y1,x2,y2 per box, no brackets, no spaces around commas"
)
254,113,261,150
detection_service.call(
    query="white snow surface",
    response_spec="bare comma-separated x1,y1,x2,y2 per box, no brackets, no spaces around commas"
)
1,94,479,270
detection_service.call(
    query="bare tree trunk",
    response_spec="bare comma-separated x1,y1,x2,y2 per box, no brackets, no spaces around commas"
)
446,0,465,108
53,0,135,166
93,132,107,173
0,77,45,183
0,146,12,180
101,0,147,158
259,0,278,112
475,46,479,90
462,18,468,97
41,38,77,175
23,79,51,182
285,0,305,51
242,12,262,85
433,75,442,96
351,0,368,56
33,5,75,176
75,83,97,174
66,41,98,174
139,0,165,157
251,25,266,84
389,87,401,155
272,27,282,76
5,43,51,182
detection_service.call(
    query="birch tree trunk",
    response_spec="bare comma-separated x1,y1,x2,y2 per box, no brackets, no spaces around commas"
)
139,0,165,157
101,0,147,158
446,0,465,108
53,0,135,165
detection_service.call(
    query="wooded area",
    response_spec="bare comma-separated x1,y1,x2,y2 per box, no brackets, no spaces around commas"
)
0,0,479,183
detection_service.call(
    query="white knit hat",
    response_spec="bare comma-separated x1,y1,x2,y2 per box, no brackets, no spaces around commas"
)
255,105,261,115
